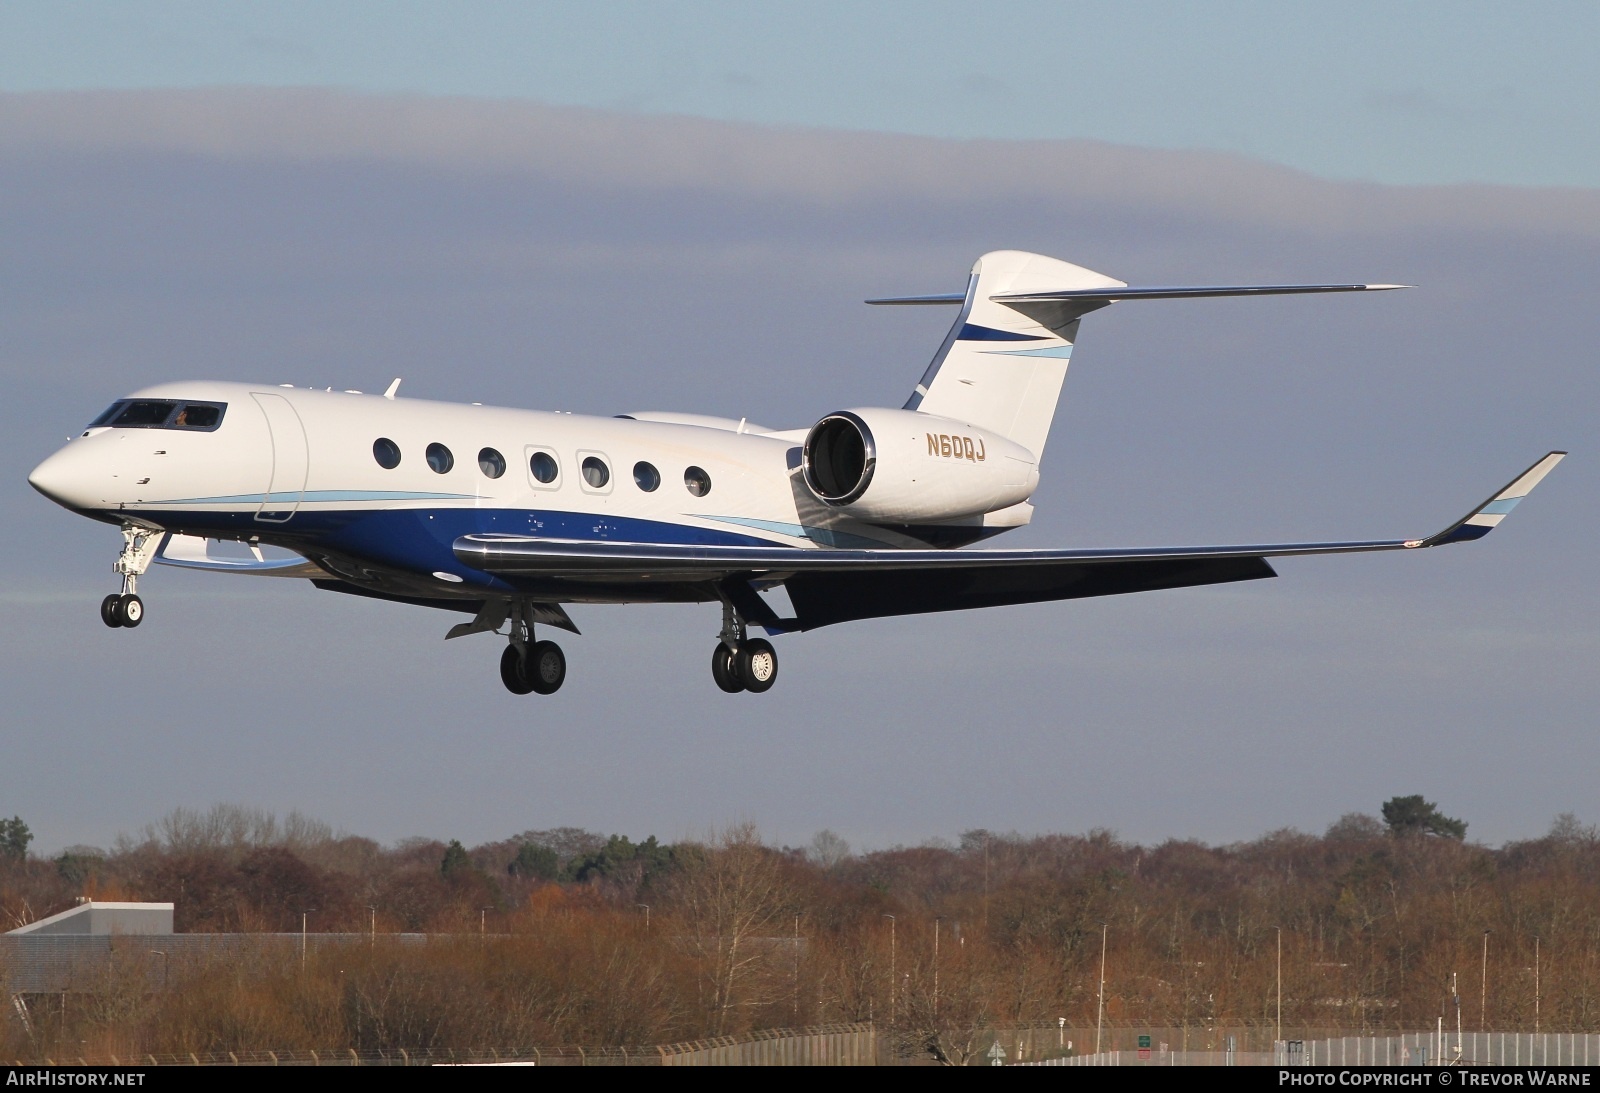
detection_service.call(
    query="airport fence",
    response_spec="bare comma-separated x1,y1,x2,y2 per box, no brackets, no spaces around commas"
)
1017,1031,1600,1066
4,1023,878,1067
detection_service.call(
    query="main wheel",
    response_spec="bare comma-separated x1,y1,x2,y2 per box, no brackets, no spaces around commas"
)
528,640,566,695
711,642,745,693
118,594,144,628
500,644,535,695
101,594,124,628
735,638,778,693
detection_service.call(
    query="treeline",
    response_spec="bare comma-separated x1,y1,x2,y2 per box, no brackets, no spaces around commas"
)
4,803,1600,1063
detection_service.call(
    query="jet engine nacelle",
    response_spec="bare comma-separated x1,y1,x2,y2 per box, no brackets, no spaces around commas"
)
801,407,1039,523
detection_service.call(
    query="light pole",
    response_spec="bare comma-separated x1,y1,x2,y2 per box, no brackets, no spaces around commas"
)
1452,971,1462,1062
369,906,376,945
933,918,941,1021
1534,936,1541,1036
1095,923,1108,1055
301,909,315,973
1481,930,1490,1030
637,904,650,931
1275,926,1282,1044
792,914,801,1023
149,950,168,990
883,914,896,1026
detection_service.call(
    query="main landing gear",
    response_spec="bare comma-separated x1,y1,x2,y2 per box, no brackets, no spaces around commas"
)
498,603,567,696
102,524,160,629
711,601,778,694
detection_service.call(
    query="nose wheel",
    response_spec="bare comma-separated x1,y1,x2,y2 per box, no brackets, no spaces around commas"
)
101,593,144,628
102,525,160,629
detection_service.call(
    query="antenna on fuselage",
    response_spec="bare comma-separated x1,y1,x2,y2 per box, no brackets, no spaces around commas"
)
383,378,402,400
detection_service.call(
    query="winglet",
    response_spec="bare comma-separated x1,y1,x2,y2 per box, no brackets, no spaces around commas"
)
1418,451,1567,547
384,378,402,400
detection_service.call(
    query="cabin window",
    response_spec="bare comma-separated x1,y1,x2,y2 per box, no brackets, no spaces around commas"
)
373,438,402,469
633,461,660,492
478,447,506,479
426,443,454,474
684,466,712,497
581,456,611,489
529,450,559,484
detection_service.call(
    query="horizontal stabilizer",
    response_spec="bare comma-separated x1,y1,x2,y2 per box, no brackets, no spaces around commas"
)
865,293,968,305
869,284,1408,307
993,283,1409,303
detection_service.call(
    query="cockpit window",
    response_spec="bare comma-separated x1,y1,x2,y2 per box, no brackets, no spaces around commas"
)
87,400,227,432
175,404,222,429
110,400,178,427
88,403,129,427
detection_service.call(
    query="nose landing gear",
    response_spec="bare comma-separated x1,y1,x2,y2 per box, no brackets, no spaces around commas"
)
711,601,779,694
102,524,160,628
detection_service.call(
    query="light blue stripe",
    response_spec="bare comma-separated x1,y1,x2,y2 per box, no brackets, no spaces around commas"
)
1480,497,1522,515
702,515,894,549
979,344,1075,359
145,489,478,505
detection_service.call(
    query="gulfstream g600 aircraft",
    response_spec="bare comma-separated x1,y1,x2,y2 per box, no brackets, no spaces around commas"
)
29,250,1563,696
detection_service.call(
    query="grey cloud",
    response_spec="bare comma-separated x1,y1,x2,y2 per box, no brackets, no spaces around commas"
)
2,89,1596,236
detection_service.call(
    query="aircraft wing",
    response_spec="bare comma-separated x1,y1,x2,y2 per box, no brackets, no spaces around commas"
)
453,452,1563,631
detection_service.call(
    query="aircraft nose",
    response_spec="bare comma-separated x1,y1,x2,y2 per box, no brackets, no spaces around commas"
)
29,443,104,511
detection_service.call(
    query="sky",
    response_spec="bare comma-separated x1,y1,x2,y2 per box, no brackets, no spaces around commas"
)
1,7,1596,857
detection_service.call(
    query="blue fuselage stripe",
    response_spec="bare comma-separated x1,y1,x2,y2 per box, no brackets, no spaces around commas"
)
133,505,786,589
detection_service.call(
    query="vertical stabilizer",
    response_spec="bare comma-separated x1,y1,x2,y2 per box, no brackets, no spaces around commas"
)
905,250,1124,460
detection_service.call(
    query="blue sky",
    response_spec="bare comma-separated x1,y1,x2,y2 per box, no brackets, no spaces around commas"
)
3,1,1598,187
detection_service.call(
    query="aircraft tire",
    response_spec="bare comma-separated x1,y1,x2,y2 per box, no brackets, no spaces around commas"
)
101,594,125,628
711,642,745,693
528,640,566,695
500,644,535,695
735,638,778,693
118,594,144,628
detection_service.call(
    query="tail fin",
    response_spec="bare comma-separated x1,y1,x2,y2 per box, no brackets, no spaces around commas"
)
892,251,1123,461
874,250,1406,461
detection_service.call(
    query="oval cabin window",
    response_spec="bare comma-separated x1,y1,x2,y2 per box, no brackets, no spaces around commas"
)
426,443,454,474
529,451,559,484
581,456,610,489
684,466,711,497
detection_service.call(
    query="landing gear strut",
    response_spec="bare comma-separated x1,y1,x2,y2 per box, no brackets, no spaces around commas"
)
102,524,159,628
498,602,566,696
711,600,778,694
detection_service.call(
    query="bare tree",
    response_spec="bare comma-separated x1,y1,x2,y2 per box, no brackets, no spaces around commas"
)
807,830,851,869
666,824,796,1034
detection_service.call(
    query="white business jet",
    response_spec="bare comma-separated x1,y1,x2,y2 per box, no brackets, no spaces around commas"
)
29,251,1563,696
